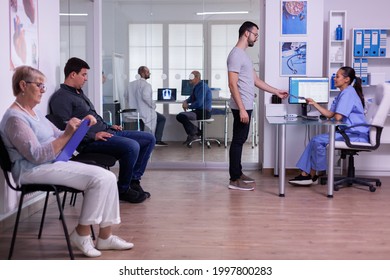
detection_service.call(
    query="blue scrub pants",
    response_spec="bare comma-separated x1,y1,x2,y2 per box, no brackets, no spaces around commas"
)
296,132,368,174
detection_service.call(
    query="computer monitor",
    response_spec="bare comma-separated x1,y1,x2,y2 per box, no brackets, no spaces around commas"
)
288,77,329,116
181,79,209,96
157,88,177,101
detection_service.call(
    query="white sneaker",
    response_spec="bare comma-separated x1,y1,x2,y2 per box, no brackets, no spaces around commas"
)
96,235,134,250
70,230,101,257
228,179,254,191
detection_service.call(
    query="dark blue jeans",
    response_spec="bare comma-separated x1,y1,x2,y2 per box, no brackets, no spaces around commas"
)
229,109,252,181
81,129,155,192
176,109,211,136
155,112,166,142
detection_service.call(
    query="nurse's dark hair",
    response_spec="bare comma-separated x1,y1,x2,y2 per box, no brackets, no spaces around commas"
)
340,66,364,108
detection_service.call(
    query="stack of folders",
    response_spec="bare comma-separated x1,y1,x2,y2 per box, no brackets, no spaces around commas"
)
353,58,368,85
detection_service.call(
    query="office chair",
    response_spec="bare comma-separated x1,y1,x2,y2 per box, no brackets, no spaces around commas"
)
119,108,140,131
330,83,390,192
187,118,221,148
0,136,81,259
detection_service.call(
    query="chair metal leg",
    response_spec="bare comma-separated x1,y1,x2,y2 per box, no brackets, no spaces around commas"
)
54,188,74,260
38,191,51,239
70,192,77,206
8,191,26,260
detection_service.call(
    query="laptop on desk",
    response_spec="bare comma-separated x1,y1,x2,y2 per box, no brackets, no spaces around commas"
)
157,88,177,102
55,119,90,162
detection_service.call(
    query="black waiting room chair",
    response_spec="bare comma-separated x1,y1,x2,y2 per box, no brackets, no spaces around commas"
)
0,135,80,259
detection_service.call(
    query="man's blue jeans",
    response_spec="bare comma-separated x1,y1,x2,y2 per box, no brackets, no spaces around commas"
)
81,129,155,192
229,109,252,181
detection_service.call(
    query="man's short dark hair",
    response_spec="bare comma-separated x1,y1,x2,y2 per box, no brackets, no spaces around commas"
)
64,57,90,78
238,21,259,38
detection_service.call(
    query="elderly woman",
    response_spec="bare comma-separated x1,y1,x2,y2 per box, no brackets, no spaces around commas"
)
0,66,132,258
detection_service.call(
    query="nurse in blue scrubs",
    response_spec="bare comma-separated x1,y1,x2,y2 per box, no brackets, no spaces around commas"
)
288,66,369,186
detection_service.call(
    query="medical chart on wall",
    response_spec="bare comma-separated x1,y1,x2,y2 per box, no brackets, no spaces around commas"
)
9,0,39,69
280,41,307,76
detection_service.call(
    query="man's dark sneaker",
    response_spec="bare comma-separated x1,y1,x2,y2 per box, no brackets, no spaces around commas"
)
131,180,151,198
240,173,255,183
182,135,191,145
312,175,319,184
155,141,168,146
119,188,147,203
288,174,313,186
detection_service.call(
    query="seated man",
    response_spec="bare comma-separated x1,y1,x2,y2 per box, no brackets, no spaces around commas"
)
49,57,155,204
176,71,212,145
125,66,167,146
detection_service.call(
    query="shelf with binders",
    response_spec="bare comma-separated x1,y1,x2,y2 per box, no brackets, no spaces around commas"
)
351,28,390,87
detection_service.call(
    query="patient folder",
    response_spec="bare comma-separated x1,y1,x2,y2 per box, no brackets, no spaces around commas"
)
353,29,363,57
55,119,90,162
380,30,387,57
370,30,380,56
363,29,371,56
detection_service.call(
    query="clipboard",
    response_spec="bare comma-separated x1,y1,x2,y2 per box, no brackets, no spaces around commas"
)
54,119,90,162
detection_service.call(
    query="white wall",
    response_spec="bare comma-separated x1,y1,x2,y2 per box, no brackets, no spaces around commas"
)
0,0,60,217
263,0,325,169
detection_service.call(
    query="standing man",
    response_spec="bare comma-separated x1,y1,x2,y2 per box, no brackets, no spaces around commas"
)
125,66,167,146
227,21,288,191
49,57,155,203
176,70,212,145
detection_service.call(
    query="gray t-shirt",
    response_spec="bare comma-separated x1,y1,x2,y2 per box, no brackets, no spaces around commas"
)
227,47,255,110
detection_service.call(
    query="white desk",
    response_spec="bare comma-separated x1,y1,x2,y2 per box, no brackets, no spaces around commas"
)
266,116,346,198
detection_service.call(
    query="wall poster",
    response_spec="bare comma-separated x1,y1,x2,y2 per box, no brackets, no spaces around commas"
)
281,1,307,36
9,0,39,69
280,41,307,76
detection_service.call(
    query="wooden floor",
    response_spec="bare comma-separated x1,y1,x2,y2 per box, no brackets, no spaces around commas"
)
1,167,390,260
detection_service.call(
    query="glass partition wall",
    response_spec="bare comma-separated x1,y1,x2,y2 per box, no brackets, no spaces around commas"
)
61,0,261,169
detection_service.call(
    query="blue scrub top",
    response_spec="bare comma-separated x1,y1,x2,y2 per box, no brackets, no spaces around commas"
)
330,85,369,136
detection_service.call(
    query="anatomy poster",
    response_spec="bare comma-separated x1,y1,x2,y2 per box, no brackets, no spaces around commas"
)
9,0,39,69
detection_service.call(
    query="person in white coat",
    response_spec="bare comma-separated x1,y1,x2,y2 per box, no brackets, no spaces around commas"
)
125,66,167,146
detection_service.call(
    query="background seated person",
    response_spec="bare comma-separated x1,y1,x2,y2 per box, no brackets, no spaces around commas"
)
288,66,369,186
176,70,212,145
1,66,133,258
125,66,167,146
49,57,155,204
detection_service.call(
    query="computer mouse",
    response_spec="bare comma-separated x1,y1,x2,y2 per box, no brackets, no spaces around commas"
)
319,115,327,120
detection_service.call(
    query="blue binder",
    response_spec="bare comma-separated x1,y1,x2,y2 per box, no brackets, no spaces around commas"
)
379,29,387,57
363,29,371,56
360,58,368,85
353,29,363,57
55,119,90,162
353,58,361,77
369,30,380,56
